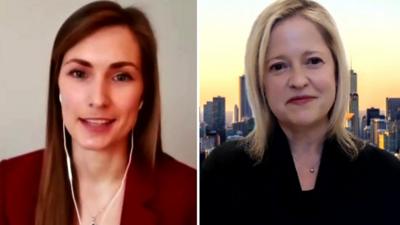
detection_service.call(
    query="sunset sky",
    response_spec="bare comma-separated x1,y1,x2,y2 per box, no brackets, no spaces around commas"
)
199,0,400,118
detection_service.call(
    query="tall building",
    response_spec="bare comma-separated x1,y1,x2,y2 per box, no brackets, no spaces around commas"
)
234,104,239,123
203,101,213,129
386,98,400,153
202,97,227,144
386,98,400,121
239,75,252,121
349,93,360,137
350,69,357,93
377,130,389,150
349,70,360,137
387,120,399,152
212,96,226,143
371,118,386,146
366,107,382,126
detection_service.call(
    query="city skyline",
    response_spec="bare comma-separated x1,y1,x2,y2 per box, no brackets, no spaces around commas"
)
200,0,400,113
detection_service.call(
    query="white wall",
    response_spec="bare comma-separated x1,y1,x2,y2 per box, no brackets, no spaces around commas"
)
0,0,197,168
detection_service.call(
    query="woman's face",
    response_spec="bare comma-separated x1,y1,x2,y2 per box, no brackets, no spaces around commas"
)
264,16,336,130
58,25,143,151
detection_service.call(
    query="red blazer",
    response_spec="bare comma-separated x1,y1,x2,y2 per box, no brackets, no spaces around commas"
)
0,150,196,225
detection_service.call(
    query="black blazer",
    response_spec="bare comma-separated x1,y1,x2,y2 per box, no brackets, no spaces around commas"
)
201,126,400,225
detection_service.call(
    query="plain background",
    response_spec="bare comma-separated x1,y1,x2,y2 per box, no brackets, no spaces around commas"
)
0,0,197,168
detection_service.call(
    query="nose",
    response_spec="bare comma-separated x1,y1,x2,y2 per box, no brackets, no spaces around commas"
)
288,65,309,89
89,76,110,108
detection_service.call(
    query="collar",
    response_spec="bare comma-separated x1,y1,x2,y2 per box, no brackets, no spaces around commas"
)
254,125,353,193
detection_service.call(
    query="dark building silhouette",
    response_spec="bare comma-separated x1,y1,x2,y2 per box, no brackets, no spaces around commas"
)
349,70,360,137
239,75,252,121
386,98,400,121
203,101,213,130
366,107,382,126
212,96,226,142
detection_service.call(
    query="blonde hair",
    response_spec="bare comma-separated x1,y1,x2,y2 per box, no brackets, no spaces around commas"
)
244,0,360,161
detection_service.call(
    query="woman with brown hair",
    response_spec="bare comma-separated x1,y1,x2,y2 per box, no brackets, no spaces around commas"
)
0,1,195,225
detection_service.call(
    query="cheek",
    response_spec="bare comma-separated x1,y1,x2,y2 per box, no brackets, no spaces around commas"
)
316,71,337,102
115,86,143,116
59,82,85,119
264,77,284,113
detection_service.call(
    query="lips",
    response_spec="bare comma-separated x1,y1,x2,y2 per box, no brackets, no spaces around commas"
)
287,95,316,105
79,118,116,132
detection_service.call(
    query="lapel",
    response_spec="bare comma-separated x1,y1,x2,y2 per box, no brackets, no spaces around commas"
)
256,125,302,194
314,135,354,201
120,156,158,225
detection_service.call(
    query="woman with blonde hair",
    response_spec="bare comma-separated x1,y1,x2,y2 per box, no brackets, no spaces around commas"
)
201,0,400,224
0,1,195,225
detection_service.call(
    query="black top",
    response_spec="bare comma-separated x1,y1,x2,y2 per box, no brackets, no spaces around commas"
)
200,126,400,225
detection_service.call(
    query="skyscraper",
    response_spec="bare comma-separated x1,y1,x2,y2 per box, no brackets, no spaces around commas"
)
202,97,227,143
239,75,252,121
386,98,400,121
234,104,239,123
366,107,381,126
203,101,213,129
213,96,226,142
350,69,357,93
349,70,360,137
386,98,400,152
371,118,386,146
387,120,399,152
360,115,368,140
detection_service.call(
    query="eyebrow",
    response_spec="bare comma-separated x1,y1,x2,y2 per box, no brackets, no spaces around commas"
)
303,50,323,56
266,50,324,63
63,58,140,70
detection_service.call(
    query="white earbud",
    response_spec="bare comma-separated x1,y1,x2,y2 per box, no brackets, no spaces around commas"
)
62,125,72,181
139,101,143,110
59,94,62,103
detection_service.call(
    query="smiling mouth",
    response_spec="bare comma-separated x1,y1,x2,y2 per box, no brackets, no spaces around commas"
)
79,118,116,132
287,96,316,105
80,118,115,125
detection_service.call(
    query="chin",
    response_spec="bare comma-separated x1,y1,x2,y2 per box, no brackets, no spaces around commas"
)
77,139,111,151
289,115,328,128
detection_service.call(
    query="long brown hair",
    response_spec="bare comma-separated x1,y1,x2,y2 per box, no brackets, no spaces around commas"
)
35,1,161,225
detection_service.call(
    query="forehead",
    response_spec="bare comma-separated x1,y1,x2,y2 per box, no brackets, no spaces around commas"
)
266,15,329,57
63,25,141,64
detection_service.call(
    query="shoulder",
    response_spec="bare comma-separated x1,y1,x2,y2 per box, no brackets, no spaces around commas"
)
0,150,43,224
155,152,195,196
154,152,196,225
201,140,254,173
356,144,400,172
156,152,195,181
354,144,400,185
0,149,43,181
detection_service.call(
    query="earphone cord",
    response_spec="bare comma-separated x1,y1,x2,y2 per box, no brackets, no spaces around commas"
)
63,125,133,225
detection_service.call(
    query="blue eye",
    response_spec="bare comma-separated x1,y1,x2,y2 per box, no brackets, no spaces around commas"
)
68,70,86,79
269,62,287,72
113,73,133,82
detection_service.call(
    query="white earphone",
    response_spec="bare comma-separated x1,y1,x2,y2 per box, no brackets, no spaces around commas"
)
59,94,62,103
139,101,143,110
62,125,134,225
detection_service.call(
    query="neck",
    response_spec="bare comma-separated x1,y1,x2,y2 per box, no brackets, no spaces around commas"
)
71,140,129,185
279,119,329,158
